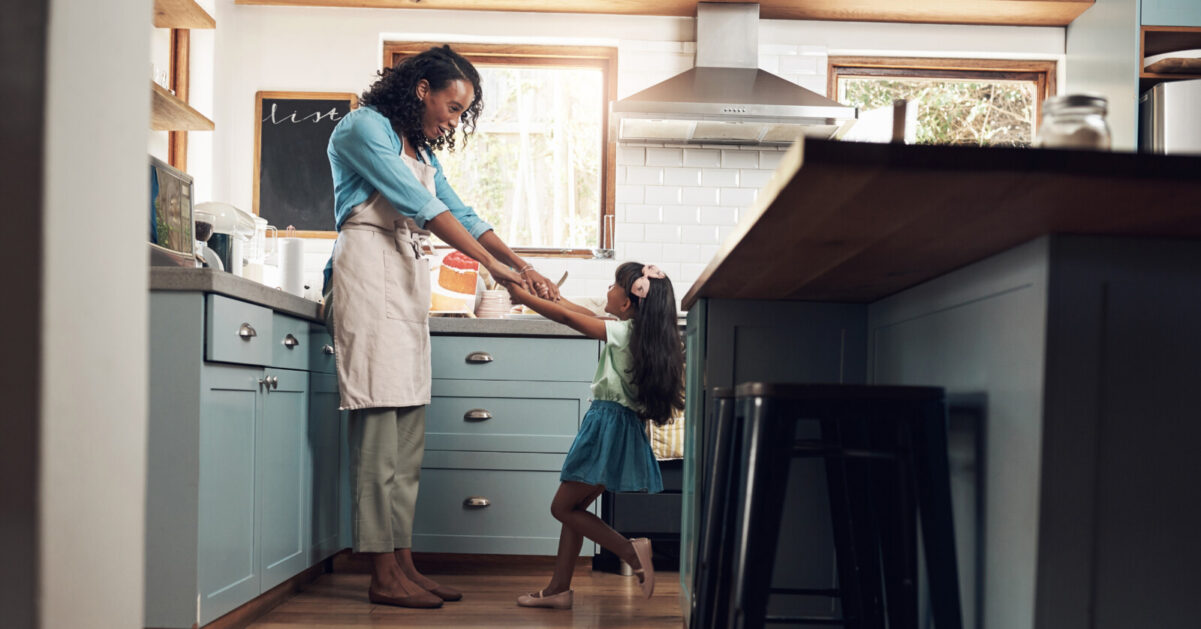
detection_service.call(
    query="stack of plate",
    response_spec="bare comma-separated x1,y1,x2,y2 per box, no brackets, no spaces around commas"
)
475,289,512,318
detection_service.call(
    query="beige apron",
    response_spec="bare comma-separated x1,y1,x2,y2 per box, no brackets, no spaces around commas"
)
330,149,437,410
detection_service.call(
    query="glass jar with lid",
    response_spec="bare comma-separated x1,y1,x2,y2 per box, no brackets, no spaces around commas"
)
1035,94,1111,150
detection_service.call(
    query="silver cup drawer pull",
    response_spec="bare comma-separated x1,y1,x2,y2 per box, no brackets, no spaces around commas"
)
465,351,493,364
283,333,300,349
463,496,491,509
322,344,335,355
463,409,493,421
238,323,257,340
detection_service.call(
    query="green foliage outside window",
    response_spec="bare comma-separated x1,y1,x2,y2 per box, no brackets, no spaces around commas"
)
840,78,1037,147
438,66,603,248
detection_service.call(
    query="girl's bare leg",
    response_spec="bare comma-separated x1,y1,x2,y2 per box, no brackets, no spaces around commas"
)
544,481,643,592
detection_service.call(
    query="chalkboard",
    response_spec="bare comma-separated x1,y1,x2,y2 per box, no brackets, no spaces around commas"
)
254,91,358,236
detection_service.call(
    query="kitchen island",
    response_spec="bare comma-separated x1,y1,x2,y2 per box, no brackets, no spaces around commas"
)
679,138,1201,629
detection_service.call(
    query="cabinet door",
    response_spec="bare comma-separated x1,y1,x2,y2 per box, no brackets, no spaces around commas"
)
258,368,310,591
198,365,261,625
308,372,342,562
1143,0,1201,26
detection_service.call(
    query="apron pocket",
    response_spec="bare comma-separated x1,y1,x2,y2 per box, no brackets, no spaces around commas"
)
383,249,430,322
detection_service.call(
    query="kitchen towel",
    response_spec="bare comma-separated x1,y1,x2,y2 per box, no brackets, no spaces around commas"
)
279,237,305,296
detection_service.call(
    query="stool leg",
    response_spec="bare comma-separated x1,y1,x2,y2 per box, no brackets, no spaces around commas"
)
912,397,963,629
874,414,917,629
694,395,735,629
728,396,793,629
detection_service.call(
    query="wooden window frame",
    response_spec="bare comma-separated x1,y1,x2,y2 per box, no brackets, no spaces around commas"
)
828,56,1057,136
384,42,618,258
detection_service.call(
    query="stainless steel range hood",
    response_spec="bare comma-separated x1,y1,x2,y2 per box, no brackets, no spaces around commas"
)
610,3,857,145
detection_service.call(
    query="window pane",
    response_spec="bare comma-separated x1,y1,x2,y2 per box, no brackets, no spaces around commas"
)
437,65,603,248
838,77,1037,147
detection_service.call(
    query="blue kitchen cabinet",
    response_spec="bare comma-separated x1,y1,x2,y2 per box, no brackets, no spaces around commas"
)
414,333,599,556
257,368,310,592
1143,0,1201,26
197,364,261,625
147,289,343,628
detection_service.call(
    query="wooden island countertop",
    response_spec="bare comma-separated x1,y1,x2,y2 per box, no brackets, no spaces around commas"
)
681,139,1201,309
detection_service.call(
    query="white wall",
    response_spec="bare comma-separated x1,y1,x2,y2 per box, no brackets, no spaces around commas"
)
42,0,150,626
200,2,1063,304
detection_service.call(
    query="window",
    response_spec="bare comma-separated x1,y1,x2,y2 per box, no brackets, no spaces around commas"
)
385,43,618,254
828,57,1056,147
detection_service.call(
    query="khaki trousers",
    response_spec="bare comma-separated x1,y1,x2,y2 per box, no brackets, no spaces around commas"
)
348,405,426,552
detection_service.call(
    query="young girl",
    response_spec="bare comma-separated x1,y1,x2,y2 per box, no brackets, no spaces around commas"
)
505,262,686,609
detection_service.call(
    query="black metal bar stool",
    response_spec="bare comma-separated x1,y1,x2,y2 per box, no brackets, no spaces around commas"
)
727,383,963,629
692,387,736,629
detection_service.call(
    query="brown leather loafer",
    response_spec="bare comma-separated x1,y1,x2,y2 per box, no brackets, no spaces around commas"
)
368,587,443,609
428,583,463,602
516,589,573,609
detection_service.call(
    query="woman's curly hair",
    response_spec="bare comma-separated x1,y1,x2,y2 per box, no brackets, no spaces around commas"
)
360,45,483,155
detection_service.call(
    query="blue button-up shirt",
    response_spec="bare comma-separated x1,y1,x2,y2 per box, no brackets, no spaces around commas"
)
322,105,493,290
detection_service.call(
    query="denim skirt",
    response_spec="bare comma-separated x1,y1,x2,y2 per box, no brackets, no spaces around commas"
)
560,400,663,493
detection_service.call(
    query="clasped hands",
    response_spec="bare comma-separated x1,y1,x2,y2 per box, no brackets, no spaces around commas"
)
485,263,561,302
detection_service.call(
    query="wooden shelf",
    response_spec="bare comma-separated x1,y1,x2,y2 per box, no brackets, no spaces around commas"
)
151,82,214,131
154,0,215,29
235,0,1091,27
681,138,1201,308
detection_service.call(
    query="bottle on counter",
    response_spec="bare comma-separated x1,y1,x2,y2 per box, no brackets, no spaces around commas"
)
1035,94,1112,150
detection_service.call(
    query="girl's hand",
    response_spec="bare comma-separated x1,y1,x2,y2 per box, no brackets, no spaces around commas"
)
521,267,561,301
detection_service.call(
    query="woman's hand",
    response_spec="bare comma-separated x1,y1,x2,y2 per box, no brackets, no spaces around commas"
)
485,261,525,289
522,267,561,301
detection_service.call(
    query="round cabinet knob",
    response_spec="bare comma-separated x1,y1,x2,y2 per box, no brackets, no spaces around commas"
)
465,351,493,364
322,344,335,355
238,323,257,340
269,376,279,389
462,496,491,509
283,333,300,349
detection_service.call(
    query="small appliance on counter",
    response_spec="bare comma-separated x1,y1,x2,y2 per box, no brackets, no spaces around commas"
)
196,201,257,277
1140,78,1201,155
148,155,197,267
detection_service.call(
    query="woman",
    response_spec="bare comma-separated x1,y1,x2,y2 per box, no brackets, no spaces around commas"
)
322,45,561,609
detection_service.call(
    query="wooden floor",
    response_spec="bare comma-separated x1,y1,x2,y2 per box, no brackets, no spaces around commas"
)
246,564,684,628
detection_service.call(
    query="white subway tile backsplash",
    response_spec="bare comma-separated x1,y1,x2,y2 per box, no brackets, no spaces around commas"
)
661,206,699,225
617,145,646,166
644,224,682,243
627,166,663,185
656,262,683,283
740,169,775,189
699,206,738,225
721,149,759,169
699,244,720,260
719,187,758,208
645,147,684,167
682,186,720,206
760,43,800,56
623,242,664,263
663,167,702,187
662,243,701,263
717,226,735,244
682,225,719,244
625,205,662,223
644,186,682,205
780,54,819,75
701,168,738,187
683,148,721,168
616,165,627,183
616,223,645,243
616,184,645,204
759,150,785,170
681,262,710,280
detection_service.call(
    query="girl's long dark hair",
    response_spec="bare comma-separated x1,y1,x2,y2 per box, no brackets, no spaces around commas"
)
616,262,685,426
359,45,483,155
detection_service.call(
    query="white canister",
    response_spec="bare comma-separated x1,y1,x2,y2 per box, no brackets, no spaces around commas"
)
279,237,305,296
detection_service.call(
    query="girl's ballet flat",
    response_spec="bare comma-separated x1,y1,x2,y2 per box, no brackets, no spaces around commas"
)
516,589,573,609
630,537,655,599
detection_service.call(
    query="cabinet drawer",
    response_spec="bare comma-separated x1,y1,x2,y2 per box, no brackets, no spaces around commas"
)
206,294,272,366
413,457,590,556
427,379,588,453
431,336,597,382
1143,0,1201,26
308,325,336,374
270,313,309,371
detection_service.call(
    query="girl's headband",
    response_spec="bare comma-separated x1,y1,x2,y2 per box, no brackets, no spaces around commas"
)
629,265,666,299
